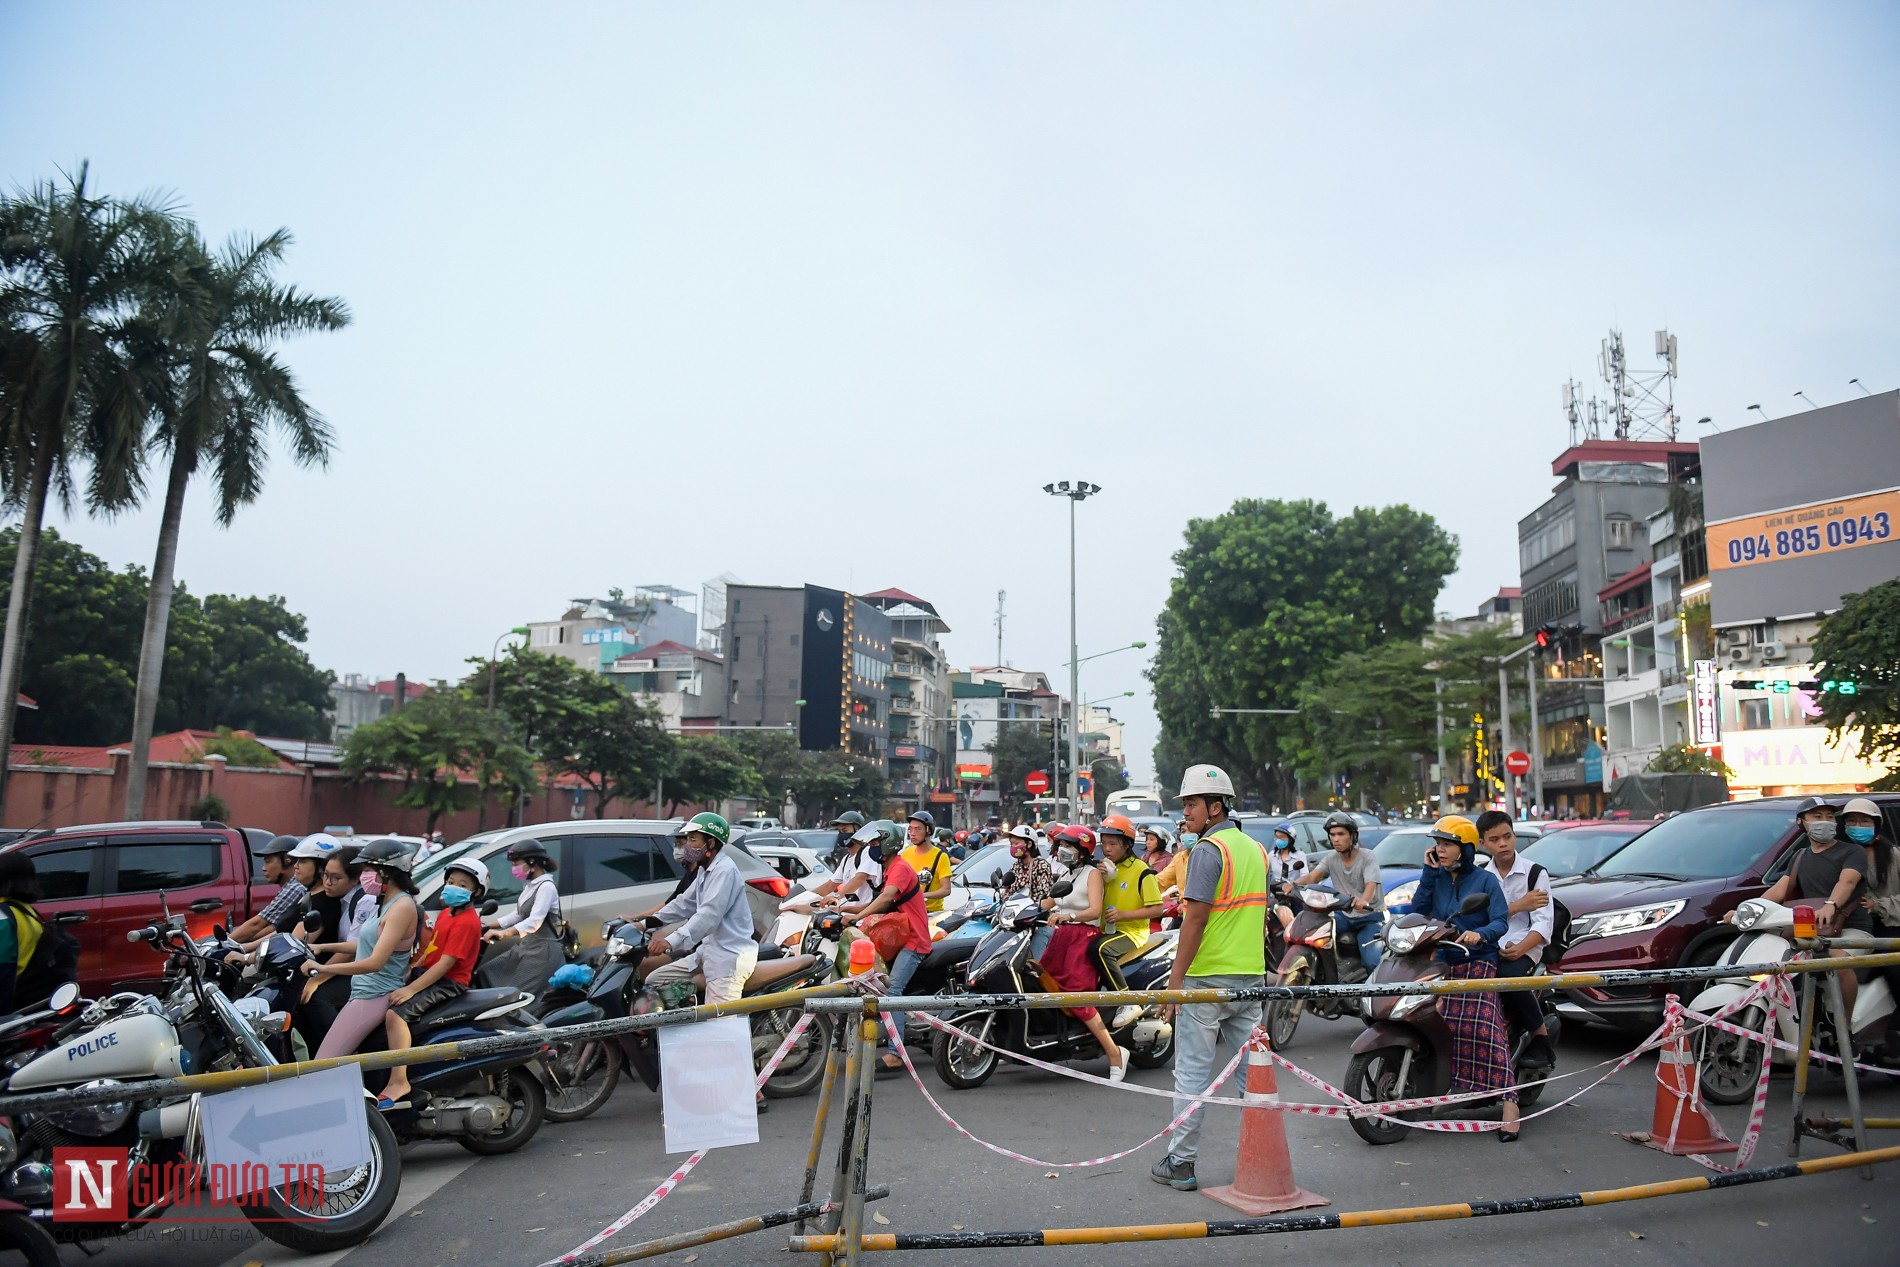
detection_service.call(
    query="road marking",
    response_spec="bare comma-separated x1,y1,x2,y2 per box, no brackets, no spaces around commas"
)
216,1152,480,1267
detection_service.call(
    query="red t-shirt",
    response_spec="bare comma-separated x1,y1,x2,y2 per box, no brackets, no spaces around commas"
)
417,907,482,987
879,856,933,956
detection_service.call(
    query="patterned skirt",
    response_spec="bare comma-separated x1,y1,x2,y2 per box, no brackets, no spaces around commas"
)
1439,960,1517,1105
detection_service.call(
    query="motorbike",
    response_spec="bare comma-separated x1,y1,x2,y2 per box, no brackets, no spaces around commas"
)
0,915,402,1253
931,890,1177,1090
1342,896,1562,1145
1265,886,1375,1049
0,994,85,1265
1693,896,1900,1105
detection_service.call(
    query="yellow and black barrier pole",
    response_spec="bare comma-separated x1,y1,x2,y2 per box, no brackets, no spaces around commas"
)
794,1012,850,1235
0,978,865,1117
563,1184,890,1266
788,1146,1900,1255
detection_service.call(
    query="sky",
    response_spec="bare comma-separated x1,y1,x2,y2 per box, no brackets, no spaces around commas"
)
3,2,1897,783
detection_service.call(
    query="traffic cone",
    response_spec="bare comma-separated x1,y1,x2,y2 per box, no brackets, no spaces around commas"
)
1632,1007,1736,1156
1203,1035,1329,1215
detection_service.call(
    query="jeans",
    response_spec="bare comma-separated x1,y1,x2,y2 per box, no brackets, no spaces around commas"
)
880,947,929,1048
1338,910,1383,971
1167,975,1263,1162
1495,951,1545,1036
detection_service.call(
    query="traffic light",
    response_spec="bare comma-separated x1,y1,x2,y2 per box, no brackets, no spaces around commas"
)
1535,624,1557,649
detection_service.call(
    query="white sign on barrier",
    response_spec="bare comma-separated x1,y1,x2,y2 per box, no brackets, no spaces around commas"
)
198,1064,371,1193
658,1015,758,1153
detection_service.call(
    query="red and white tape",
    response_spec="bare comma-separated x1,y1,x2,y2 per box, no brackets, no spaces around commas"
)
537,1011,816,1266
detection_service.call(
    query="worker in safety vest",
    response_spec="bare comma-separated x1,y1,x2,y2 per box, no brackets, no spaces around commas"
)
1151,763,1270,1192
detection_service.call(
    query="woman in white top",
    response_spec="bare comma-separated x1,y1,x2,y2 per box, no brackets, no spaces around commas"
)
481,839,566,997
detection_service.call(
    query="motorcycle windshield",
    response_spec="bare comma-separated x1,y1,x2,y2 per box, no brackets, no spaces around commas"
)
965,929,1025,988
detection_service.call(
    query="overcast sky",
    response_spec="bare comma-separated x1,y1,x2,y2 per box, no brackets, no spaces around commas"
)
4,3,1897,782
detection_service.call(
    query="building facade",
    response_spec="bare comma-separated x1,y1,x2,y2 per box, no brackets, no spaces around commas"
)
526,590,698,673
725,584,894,771
862,589,953,815
603,640,728,731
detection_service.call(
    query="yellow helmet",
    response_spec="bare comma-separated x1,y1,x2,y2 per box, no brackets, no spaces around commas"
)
1427,814,1479,847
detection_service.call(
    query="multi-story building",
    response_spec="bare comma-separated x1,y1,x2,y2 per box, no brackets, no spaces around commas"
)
603,641,728,731
862,589,953,816
724,584,894,771
525,590,698,673
330,675,427,742
1517,439,1700,814
953,667,1067,818
1431,587,1524,639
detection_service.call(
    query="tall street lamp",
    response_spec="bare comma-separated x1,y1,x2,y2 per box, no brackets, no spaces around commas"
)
1044,480,1100,820
488,626,530,709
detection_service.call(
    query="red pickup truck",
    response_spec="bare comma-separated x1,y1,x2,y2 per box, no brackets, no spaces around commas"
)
0,821,282,995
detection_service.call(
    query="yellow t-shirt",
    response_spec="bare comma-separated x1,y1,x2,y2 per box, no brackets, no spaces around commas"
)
1153,850,1189,899
898,844,953,914
1103,854,1163,947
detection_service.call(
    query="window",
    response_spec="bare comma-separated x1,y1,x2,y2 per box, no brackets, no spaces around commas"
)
788,633,800,646
731,636,741,663
28,847,97,900
113,843,221,893
1739,698,1771,730
574,834,677,892
1606,518,1634,549
1519,508,1577,571
480,837,567,908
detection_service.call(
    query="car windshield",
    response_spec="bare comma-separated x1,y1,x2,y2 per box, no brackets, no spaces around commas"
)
954,843,1012,886
1372,831,1433,867
1521,827,1642,877
1588,808,1791,880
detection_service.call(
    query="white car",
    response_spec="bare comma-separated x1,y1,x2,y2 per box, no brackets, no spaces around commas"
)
748,841,834,886
735,816,784,830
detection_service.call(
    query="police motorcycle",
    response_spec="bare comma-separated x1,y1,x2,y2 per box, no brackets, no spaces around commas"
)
931,883,1177,1090
0,913,402,1253
1693,896,1900,1105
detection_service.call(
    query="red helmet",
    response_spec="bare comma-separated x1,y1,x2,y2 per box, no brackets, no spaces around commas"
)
1054,825,1098,855
954,830,969,843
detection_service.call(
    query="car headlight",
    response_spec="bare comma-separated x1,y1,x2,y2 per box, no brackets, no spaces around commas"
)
1385,881,1418,912
1569,899,1686,943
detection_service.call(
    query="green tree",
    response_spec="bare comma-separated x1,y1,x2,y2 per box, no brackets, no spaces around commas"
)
1813,578,1900,790
543,690,674,818
1647,743,1734,778
724,729,805,801
485,648,600,756
789,750,888,824
124,227,348,816
987,720,1059,818
0,164,179,808
340,689,533,833
160,591,334,738
191,725,284,768
1148,499,1458,805
663,735,762,816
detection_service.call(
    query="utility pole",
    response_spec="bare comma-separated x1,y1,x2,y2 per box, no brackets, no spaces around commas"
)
1498,664,1512,814
1043,480,1100,821
995,589,1006,667
1528,657,1544,813
1433,677,1447,812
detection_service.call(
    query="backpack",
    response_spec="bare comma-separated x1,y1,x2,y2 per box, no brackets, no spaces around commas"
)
5,900,78,1007
1527,863,1574,964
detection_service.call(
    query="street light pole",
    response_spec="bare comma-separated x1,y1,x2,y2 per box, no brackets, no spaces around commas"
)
1044,480,1101,820
488,626,530,709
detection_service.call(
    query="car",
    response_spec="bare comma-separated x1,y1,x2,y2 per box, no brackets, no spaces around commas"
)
1363,827,1437,913
1519,823,1647,878
734,816,783,830
411,819,788,950
740,834,836,887
0,820,281,995
1551,794,1900,1031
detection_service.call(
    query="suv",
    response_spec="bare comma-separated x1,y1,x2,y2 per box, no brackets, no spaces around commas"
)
1554,794,1900,1030
0,821,281,995
411,819,787,949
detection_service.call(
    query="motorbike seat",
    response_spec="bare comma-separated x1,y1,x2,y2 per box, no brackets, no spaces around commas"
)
1118,935,1169,966
922,939,977,972
696,954,819,996
410,986,534,1033
756,942,787,961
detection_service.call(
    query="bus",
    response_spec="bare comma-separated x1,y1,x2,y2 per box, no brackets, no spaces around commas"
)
1105,788,1165,819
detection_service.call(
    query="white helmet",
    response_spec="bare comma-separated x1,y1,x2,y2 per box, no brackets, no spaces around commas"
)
444,855,490,889
1841,797,1881,821
1178,764,1236,799
1009,823,1038,842
288,832,342,861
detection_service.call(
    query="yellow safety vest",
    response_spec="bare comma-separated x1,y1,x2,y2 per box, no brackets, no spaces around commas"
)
1186,825,1269,977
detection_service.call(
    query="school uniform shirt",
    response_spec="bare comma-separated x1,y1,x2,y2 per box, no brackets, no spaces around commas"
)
1104,853,1162,947
414,905,483,987
835,849,884,902
1481,851,1554,964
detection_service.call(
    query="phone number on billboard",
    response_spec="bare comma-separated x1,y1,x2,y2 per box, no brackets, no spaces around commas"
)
1725,512,1891,564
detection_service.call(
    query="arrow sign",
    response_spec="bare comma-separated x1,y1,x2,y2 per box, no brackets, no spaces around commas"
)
199,1063,369,1192
227,1101,335,1152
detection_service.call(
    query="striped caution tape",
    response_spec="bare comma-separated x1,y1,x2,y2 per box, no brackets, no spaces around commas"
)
536,1012,815,1267
1676,980,1789,1172
1680,978,1895,1074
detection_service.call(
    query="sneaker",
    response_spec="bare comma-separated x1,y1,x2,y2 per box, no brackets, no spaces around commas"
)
1149,1155,1197,1190
1108,1046,1131,1084
1112,1005,1143,1030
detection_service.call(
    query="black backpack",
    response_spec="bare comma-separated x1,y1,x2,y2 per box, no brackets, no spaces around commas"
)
1527,863,1574,964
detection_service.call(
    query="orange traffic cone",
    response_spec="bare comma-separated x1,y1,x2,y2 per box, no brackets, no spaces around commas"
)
1203,1035,1329,1216
1632,1008,1736,1156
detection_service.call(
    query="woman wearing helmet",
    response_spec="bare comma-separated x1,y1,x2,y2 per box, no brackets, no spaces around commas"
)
479,839,567,1000
1025,826,1130,1082
997,823,1055,903
1392,815,1519,1141
305,838,423,1070
379,858,490,1106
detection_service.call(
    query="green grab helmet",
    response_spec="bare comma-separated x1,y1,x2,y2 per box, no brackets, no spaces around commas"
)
683,811,731,846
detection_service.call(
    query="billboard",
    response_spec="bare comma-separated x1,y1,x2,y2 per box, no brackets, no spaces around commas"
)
1701,390,1900,625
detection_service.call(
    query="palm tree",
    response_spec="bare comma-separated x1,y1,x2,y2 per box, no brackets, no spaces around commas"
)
122,228,348,816
0,164,177,816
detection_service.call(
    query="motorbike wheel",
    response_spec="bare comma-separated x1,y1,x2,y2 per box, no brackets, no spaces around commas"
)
1513,1064,1550,1111
1130,1017,1174,1069
543,1038,622,1122
1266,970,1306,1049
244,1102,402,1253
1698,1006,1766,1105
458,1069,547,1156
0,1212,59,1267
757,1009,833,1099
932,1012,999,1089
1344,1049,1415,1146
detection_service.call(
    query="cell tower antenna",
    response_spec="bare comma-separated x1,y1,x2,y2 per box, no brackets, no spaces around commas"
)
995,589,1007,666
1563,326,1681,445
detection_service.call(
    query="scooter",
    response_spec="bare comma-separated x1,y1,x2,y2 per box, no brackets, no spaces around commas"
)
1692,896,1899,1105
931,891,1176,1090
1342,896,1562,1145
1265,886,1374,1049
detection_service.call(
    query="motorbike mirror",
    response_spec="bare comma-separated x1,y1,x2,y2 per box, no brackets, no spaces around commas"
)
1050,879,1075,899
302,910,324,931
49,982,80,1011
1458,893,1489,914
480,900,500,916
212,922,228,939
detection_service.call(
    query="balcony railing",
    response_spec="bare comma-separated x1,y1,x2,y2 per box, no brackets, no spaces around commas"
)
1600,605,1655,637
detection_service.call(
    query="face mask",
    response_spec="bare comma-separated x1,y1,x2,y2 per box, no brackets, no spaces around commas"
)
682,843,710,866
672,844,688,864
511,863,529,881
359,873,383,897
1056,847,1082,868
1009,841,1029,859
440,884,472,907
1808,821,1838,845
1846,824,1876,845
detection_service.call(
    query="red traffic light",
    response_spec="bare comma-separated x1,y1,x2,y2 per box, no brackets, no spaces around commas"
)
1535,625,1555,648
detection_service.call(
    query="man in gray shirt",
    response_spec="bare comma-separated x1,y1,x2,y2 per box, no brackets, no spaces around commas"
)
1295,812,1382,972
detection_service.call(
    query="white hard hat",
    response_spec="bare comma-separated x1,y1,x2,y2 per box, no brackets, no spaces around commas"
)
1178,765,1236,799
1841,797,1881,820
288,832,341,860
444,854,490,888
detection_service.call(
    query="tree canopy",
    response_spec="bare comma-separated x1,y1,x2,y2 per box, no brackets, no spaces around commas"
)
1813,577,1900,789
339,689,536,832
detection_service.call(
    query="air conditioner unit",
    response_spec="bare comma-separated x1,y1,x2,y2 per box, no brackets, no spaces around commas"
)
1728,646,1752,662
1761,641,1788,661
1718,628,1752,649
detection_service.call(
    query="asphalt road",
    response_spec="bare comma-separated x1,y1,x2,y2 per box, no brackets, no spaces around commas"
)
47,1014,1900,1267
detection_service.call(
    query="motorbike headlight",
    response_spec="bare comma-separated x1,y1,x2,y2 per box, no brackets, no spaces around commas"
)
1385,924,1422,956
605,935,632,958
1301,889,1333,910
1731,901,1766,932
1385,880,1417,911
1568,899,1686,944
46,1080,132,1137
